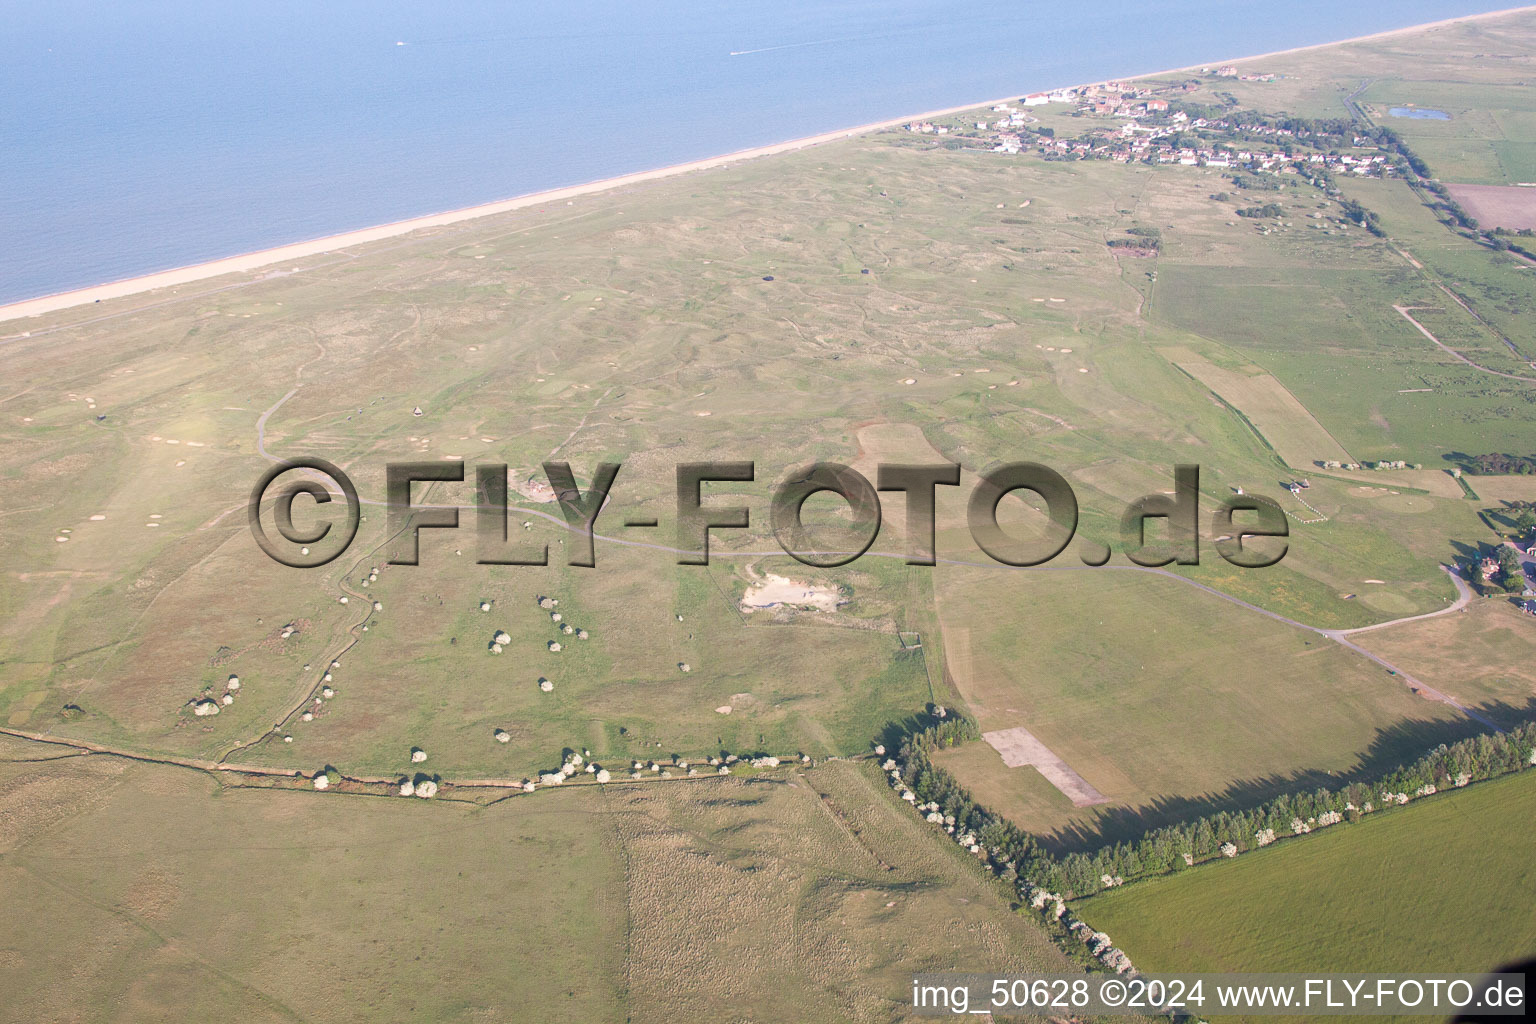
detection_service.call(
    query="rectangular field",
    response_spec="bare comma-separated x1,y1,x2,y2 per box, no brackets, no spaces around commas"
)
1077,768,1536,975
1445,183,1536,230
1169,354,1353,469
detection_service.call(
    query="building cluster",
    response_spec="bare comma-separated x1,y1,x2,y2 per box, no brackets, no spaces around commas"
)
1015,129,1396,176
1198,65,1277,82
1033,115,1397,176
906,79,1399,181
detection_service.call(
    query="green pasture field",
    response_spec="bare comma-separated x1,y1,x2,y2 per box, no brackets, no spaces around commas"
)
1362,79,1536,185
1078,767,1536,976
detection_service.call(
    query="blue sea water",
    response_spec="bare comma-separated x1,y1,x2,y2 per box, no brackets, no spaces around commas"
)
0,0,1515,303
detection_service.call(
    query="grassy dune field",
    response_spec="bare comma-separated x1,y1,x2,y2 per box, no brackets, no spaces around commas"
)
5,7,1536,1018
0,740,1072,1024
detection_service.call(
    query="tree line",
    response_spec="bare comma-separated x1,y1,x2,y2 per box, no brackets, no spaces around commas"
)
1454,452,1536,475
894,712,1536,901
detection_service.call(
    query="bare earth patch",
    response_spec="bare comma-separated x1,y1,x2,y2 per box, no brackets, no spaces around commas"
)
740,574,844,613
982,725,1110,807
1444,183,1536,230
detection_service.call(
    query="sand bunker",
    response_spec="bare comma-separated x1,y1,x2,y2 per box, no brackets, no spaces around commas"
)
740,574,844,613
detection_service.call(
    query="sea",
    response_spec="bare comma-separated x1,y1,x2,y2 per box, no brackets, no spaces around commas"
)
0,0,1516,304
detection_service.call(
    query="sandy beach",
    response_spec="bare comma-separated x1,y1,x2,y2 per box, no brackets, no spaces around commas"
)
4,4,1531,328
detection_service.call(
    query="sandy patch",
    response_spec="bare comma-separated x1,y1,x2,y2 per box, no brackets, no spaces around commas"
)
982,726,1110,807
740,574,844,613
513,473,556,503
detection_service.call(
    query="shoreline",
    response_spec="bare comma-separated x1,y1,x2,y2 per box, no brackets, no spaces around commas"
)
4,4,1532,327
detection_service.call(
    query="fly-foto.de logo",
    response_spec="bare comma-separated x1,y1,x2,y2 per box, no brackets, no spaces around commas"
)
248,459,1288,571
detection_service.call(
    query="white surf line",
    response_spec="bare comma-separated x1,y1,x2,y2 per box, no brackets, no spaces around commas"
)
10,6,1533,330
730,37,856,56
0,91,1023,327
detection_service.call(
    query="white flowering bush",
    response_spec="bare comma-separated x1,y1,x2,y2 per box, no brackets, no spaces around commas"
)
1103,948,1134,974
1255,828,1276,846
1220,842,1238,858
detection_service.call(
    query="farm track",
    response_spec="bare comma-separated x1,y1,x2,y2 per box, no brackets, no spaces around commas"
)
1394,304,1536,383
0,722,828,809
